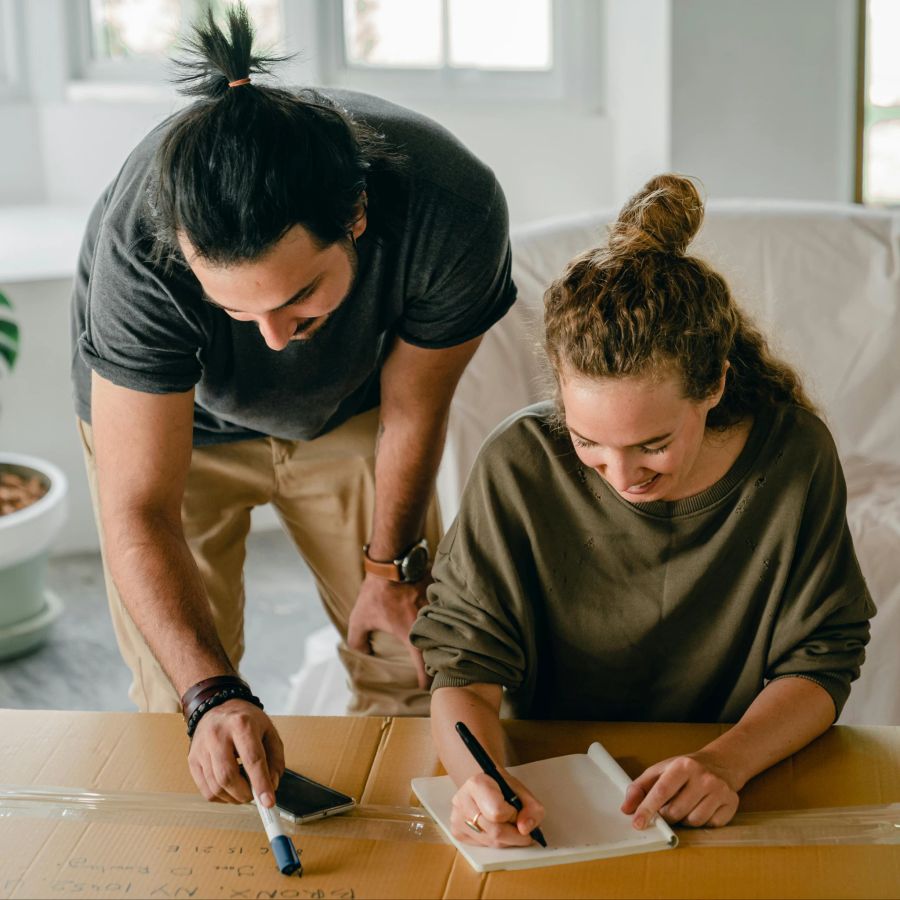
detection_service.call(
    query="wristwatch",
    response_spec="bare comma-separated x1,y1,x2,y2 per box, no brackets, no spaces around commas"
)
363,538,430,583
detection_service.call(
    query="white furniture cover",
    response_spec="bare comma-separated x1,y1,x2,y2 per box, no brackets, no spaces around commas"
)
290,200,900,725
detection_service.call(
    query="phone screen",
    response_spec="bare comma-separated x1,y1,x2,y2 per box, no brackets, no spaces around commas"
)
274,769,356,822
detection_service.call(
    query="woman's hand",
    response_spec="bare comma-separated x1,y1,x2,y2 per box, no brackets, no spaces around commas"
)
621,750,740,828
449,771,545,848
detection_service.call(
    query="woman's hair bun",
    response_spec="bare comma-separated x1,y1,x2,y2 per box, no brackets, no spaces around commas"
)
608,173,704,257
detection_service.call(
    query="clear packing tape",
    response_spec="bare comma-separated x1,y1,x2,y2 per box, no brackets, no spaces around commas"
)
0,786,897,848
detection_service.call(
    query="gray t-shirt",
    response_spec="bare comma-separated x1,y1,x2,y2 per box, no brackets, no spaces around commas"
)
71,89,516,445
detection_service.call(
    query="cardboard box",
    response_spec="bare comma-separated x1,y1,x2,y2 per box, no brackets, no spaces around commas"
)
366,719,900,899
0,710,897,899
0,710,457,900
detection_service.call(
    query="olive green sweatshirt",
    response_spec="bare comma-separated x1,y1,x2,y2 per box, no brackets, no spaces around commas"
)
411,402,874,722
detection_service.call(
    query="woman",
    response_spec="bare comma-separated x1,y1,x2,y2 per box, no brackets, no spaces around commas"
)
410,174,874,848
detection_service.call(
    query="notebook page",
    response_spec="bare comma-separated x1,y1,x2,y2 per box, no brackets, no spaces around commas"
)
412,744,676,872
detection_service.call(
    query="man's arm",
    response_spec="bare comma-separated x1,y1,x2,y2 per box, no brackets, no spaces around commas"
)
91,371,284,805
346,334,482,684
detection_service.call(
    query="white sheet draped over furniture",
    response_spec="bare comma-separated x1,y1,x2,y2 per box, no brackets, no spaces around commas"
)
288,200,900,726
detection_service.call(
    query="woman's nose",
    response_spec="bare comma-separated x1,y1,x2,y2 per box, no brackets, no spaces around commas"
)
597,454,643,492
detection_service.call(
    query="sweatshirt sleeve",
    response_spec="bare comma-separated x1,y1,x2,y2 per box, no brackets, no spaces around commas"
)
410,426,538,692
765,429,875,720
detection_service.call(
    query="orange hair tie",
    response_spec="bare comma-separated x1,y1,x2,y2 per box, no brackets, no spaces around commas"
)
228,77,251,88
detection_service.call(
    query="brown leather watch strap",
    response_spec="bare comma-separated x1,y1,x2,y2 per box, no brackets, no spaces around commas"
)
362,544,403,581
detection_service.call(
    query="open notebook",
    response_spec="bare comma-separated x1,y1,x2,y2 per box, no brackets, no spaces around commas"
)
412,741,678,872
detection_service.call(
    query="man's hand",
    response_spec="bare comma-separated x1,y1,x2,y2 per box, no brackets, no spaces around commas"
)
188,699,285,807
621,750,740,829
346,573,431,689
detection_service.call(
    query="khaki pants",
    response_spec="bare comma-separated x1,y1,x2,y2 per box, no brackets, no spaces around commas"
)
78,408,441,717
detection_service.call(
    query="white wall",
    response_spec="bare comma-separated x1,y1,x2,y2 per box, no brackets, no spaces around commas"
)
403,101,613,225
606,0,672,205
0,104,45,202
670,0,858,202
38,100,177,206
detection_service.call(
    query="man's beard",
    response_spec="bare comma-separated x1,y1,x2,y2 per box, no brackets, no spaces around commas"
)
289,238,360,344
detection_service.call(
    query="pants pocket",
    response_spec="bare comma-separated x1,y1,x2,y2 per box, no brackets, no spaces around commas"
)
337,642,431,717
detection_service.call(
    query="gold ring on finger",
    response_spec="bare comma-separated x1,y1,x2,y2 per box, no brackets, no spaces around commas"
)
464,812,483,834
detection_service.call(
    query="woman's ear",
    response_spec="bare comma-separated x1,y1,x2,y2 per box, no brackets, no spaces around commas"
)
709,361,730,408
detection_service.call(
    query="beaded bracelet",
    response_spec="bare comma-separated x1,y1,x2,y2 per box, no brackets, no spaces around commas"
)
185,685,264,739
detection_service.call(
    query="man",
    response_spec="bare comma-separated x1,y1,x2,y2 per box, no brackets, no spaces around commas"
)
71,6,515,810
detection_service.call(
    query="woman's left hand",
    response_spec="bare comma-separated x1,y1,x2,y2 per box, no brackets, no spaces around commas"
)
620,751,740,828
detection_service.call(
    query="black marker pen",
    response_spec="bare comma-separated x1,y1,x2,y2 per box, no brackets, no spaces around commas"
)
455,721,547,847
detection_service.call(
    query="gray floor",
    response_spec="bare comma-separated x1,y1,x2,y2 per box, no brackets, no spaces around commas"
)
0,528,330,713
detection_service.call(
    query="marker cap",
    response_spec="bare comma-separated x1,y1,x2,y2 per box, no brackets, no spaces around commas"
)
271,833,302,875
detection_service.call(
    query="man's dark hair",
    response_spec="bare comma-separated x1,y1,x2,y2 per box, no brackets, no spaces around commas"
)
147,2,406,266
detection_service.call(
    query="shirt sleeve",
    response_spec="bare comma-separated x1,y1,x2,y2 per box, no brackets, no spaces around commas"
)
765,434,875,720
410,431,535,691
396,180,517,349
78,223,206,395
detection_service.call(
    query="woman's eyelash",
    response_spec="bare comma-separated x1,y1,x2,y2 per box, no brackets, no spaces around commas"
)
571,435,670,455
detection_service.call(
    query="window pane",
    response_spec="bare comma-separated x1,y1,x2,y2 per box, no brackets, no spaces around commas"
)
90,0,184,59
343,0,442,68
0,0,14,86
448,0,551,70
91,0,283,62
206,0,282,50
868,0,900,106
866,118,900,204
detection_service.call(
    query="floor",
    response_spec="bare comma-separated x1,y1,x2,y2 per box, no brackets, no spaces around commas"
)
0,528,331,714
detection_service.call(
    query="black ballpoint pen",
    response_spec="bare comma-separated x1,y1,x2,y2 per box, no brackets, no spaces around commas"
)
455,721,547,847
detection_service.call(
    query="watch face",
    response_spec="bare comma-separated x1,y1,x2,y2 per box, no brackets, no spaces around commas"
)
400,544,429,583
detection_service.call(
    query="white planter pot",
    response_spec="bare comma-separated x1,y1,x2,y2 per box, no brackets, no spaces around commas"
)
0,453,67,659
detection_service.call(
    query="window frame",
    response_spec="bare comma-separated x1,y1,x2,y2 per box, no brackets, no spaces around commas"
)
69,0,204,86
317,0,603,106
857,0,900,206
66,0,602,108
0,0,26,100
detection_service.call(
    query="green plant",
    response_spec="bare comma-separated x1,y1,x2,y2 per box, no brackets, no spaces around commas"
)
0,291,18,377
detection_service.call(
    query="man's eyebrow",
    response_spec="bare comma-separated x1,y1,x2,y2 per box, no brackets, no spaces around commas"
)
201,276,322,313
569,427,673,447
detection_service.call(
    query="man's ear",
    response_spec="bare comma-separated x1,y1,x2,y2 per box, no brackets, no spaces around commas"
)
350,192,368,241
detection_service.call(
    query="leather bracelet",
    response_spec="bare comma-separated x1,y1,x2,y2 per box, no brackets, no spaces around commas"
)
181,675,249,721
185,685,264,739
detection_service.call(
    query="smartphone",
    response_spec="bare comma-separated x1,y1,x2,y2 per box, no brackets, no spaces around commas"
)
273,768,356,823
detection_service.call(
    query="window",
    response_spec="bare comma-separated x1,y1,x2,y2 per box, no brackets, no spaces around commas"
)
89,0,184,60
71,0,599,106
74,0,283,84
861,0,900,205
342,0,552,72
323,0,599,103
88,0,282,60
0,0,24,98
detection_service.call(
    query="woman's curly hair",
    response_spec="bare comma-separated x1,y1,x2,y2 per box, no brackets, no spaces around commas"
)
543,174,816,428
